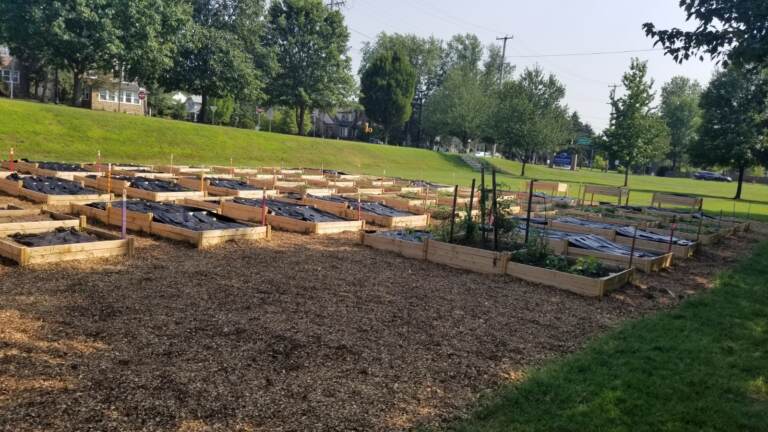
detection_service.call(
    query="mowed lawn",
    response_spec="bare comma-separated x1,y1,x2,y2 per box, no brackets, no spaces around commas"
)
2,98,768,219
444,241,768,432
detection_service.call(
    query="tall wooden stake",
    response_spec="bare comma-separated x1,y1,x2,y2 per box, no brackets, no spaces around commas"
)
8,147,14,172
492,169,498,251
480,168,487,244
467,179,476,220
628,225,638,268
668,224,676,253
524,179,535,244
121,188,127,239
449,185,459,243
261,188,267,226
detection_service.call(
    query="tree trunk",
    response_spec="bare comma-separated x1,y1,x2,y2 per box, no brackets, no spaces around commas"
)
71,70,83,106
671,153,678,174
735,164,746,200
39,76,48,103
199,93,208,123
297,105,306,136
54,70,60,104
521,158,527,177
623,162,631,187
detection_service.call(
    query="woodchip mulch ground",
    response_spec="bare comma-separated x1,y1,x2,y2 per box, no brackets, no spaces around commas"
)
0,197,763,432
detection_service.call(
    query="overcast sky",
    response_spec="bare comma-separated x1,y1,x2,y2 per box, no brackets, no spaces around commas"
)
340,0,718,131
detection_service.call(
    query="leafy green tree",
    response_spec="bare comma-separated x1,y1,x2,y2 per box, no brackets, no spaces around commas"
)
262,0,354,135
360,49,417,145
164,0,264,123
360,33,445,144
443,33,484,72
692,68,768,200
643,1,768,67
423,66,489,151
660,76,702,172
210,96,235,125
604,59,670,186
489,67,571,176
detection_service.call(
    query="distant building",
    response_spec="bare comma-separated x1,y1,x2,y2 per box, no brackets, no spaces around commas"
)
0,45,26,98
171,92,203,121
83,70,147,115
312,109,368,140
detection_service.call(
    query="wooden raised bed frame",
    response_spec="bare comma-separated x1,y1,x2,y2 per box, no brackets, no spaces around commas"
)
175,177,278,199
0,209,85,236
70,203,269,248
545,236,672,273
209,199,364,235
506,261,633,298
0,176,112,205
581,184,627,206
0,225,134,266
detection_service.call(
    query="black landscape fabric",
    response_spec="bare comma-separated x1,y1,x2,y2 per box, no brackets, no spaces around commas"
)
32,161,89,172
309,195,414,217
10,227,100,247
209,179,259,191
7,173,100,195
89,200,249,231
130,177,192,192
236,198,347,222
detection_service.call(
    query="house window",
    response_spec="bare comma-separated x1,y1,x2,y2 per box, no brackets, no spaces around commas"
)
122,91,138,104
0,69,19,83
99,89,119,103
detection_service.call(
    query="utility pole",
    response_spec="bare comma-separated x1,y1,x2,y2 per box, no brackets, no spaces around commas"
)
496,35,513,85
327,0,345,11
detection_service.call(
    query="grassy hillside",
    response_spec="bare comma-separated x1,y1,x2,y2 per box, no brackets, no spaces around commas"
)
1,98,767,219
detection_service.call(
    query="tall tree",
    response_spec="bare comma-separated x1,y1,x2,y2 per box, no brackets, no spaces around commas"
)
489,67,571,176
443,34,484,72
360,49,417,145
660,76,702,172
692,67,768,200
360,33,445,145
262,0,354,135
422,66,489,151
604,59,670,186
643,1,768,67
164,0,264,123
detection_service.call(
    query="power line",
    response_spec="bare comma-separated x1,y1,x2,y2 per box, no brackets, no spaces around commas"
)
508,48,665,58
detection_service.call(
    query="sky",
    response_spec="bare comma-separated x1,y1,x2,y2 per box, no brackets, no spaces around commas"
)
339,0,718,131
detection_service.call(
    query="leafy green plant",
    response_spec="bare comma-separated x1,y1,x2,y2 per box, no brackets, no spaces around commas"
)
569,257,609,277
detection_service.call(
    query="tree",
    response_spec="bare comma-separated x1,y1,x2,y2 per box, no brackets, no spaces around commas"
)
443,34,484,72
604,59,670,186
660,76,702,172
360,33,445,145
489,67,571,176
262,0,354,135
360,49,417,145
423,66,489,151
164,0,265,123
643,1,768,68
692,67,768,200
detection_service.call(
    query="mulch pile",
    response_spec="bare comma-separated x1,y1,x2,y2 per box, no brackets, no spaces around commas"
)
0,197,763,431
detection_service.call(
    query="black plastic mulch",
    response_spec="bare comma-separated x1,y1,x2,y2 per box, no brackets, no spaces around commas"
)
208,179,259,191
374,230,432,243
130,177,192,192
309,195,414,217
88,200,249,231
235,198,346,222
36,162,89,172
10,227,101,247
6,173,101,195
556,216,693,246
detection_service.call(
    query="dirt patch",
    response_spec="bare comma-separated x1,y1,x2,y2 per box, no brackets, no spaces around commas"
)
0,195,763,431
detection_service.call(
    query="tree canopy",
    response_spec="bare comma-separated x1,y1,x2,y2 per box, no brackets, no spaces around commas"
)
692,67,768,199
360,49,417,144
660,76,702,172
262,0,354,135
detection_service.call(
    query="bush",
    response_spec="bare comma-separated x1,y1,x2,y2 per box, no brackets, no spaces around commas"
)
593,155,607,170
238,118,256,130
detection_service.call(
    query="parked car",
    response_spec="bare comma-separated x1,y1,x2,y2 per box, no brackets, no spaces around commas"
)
694,171,732,182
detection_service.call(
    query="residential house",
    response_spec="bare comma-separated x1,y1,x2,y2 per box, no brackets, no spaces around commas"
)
171,92,203,121
312,109,368,140
0,45,26,98
83,71,147,115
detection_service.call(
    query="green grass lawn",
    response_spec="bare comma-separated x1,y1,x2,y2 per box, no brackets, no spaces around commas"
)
443,241,768,432
1,98,767,219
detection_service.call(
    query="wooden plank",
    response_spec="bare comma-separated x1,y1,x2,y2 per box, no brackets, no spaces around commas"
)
506,261,632,297
361,232,427,260
425,240,508,274
651,192,702,210
549,220,617,241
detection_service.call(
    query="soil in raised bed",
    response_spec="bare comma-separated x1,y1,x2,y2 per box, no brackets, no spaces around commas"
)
237,198,347,222
9,227,100,247
313,195,415,217
208,178,259,191
7,173,101,195
89,200,249,231
557,216,694,246
373,229,433,242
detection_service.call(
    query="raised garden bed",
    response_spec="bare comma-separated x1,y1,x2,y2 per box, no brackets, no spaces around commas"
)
505,259,633,298
0,225,134,266
651,192,702,211
305,195,429,228
359,230,431,260
28,161,96,181
0,208,85,236
580,184,627,206
72,200,268,248
75,175,133,193
154,165,211,175
219,198,363,235
124,177,205,202
176,176,278,198
0,174,112,205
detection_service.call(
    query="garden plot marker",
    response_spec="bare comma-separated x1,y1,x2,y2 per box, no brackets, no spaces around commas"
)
121,188,127,239
668,224,676,254
8,148,13,172
628,225,639,268
449,185,459,243
524,179,535,244
261,188,267,226
492,169,498,251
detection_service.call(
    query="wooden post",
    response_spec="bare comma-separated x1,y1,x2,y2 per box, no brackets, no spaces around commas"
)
424,186,429,214
261,188,267,226
230,157,235,176
628,225,638,268
8,147,14,172
524,179,535,244
668,223,676,253
107,163,112,194
696,211,704,242
625,189,631,207
121,188,127,239
467,178,476,220
357,191,362,221
576,183,583,206
200,172,205,194
170,154,174,173
449,185,459,243
480,167,486,244
97,150,101,174
492,169,498,251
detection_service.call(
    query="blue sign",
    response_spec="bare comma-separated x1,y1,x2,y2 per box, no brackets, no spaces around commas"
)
553,151,572,167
